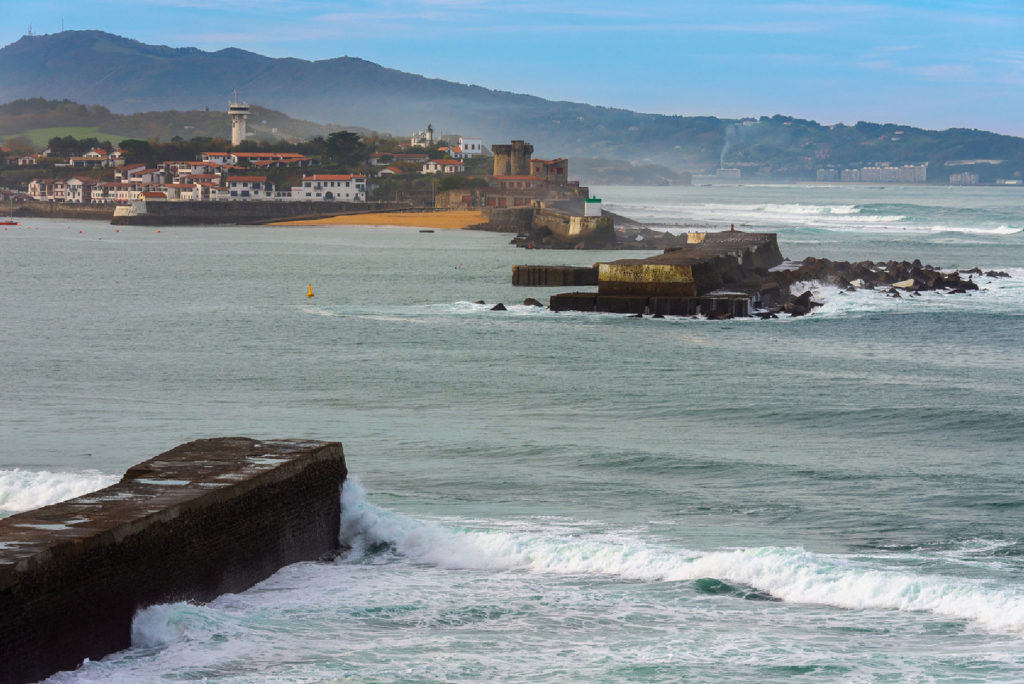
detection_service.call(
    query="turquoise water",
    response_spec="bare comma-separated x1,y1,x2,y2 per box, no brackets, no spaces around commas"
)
2,184,1023,681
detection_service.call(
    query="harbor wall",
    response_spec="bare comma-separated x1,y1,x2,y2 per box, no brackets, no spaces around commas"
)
0,438,346,684
111,200,406,226
15,201,114,220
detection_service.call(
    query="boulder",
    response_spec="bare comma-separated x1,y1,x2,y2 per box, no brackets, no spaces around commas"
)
490,303,507,311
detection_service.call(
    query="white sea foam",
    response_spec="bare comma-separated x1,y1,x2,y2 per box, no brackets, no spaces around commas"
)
0,469,117,515
339,480,1024,632
928,224,1023,235
131,604,193,649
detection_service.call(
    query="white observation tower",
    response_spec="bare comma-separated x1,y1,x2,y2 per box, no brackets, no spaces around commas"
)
229,91,250,146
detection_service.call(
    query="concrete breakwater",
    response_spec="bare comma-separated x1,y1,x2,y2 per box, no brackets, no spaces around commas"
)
111,200,407,226
0,438,346,684
540,231,786,317
15,200,114,221
524,231,1002,319
512,264,598,287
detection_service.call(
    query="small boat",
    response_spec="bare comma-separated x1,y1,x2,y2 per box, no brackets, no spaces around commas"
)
1,197,17,225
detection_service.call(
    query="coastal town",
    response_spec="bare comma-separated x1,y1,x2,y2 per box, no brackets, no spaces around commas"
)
1,99,592,213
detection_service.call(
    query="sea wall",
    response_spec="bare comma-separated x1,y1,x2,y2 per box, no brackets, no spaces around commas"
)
0,437,346,684
512,264,598,287
15,201,114,221
110,201,407,226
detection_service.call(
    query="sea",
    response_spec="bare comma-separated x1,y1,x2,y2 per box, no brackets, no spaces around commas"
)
2,183,1023,682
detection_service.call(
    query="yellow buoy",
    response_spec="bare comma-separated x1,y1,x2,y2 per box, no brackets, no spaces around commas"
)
306,283,314,298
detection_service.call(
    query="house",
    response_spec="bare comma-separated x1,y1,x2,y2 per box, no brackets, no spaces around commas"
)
64,177,94,204
202,152,313,168
291,174,366,202
115,164,146,182
68,155,109,168
27,178,57,200
459,137,483,157
422,159,465,174
14,155,39,167
126,168,163,185
201,152,233,165
226,175,275,200
390,153,431,165
377,166,403,176
89,182,123,204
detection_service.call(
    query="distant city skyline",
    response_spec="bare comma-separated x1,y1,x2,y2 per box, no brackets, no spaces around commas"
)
2,1,1022,137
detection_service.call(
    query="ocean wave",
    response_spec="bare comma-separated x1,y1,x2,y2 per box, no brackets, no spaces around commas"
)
928,224,1023,235
0,469,117,515
339,480,1024,632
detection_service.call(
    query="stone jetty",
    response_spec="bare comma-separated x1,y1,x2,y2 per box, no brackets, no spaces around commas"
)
518,230,1001,318
543,230,786,317
0,438,346,684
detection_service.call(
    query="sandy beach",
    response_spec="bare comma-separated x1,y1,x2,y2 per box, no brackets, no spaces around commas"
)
273,210,486,229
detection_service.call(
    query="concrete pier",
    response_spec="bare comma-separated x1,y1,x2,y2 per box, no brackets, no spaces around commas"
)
512,264,598,287
0,438,346,684
547,231,785,317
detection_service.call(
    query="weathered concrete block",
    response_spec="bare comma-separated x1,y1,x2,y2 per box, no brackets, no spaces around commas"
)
0,438,346,684
549,292,597,312
596,296,650,314
649,297,699,316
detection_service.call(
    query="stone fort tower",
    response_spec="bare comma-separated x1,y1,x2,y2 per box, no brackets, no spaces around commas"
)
492,140,534,176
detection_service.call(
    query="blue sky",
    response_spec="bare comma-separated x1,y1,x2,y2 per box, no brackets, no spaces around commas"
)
3,0,1023,136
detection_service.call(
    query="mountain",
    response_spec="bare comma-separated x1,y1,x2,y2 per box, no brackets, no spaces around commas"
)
2,31,1023,181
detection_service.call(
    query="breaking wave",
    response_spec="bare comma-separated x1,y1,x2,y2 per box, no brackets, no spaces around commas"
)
339,479,1024,632
0,469,117,515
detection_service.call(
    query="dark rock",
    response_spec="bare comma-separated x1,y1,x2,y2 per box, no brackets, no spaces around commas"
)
628,313,644,318
986,270,1011,278
490,303,507,311
523,298,544,307
651,313,665,319
474,300,485,305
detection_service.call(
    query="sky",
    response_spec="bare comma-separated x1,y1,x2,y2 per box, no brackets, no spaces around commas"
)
2,0,1023,136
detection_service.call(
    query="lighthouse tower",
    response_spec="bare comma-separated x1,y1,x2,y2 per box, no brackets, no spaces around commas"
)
228,92,250,147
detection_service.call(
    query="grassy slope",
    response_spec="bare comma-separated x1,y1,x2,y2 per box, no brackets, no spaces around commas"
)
5,126,129,147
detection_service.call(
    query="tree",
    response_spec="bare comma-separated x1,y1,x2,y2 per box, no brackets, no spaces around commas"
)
324,131,364,169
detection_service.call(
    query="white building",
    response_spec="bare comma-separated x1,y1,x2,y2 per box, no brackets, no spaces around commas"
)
422,159,465,175
64,177,94,203
459,137,483,157
410,124,434,147
291,174,366,202
226,175,275,200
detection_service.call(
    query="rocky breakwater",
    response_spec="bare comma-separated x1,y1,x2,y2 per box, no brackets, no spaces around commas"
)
0,438,346,684
762,258,1010,317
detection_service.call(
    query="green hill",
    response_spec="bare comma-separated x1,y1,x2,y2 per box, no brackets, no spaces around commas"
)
0,97,363,146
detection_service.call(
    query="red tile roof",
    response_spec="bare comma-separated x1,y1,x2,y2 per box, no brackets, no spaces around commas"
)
303,174,365,181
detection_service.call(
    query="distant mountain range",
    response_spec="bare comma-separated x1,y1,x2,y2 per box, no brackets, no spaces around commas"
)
2,30,1023,181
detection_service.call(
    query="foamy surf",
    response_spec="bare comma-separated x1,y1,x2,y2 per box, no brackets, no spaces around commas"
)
0,469,117,516
339,479,1024,632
